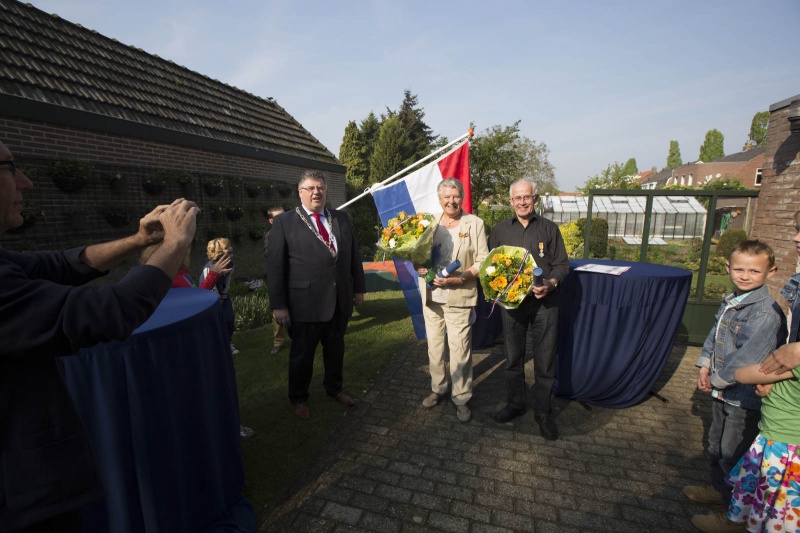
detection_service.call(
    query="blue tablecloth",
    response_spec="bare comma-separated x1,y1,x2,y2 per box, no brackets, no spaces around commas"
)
61,289,256,532
554,260,692,408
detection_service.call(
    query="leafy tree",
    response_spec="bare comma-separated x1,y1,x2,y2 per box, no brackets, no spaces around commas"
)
369,115,413,183
469,121,523,210
667,140,682,167
747,111,769,148
517,138,558,195
621,158,639,177
578,162,640,194
697,177,747,208
338,121,369,189
698,129,725,162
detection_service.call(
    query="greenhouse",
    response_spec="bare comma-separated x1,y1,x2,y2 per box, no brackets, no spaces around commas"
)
540,194,707,241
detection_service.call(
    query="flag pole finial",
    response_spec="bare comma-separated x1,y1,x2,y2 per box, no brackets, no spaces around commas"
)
468,128,474,138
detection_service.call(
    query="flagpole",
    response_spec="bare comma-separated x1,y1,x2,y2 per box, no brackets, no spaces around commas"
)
337,129,473,210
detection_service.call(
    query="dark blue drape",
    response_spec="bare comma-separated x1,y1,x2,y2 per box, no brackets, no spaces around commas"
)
61,289,256,532
555,260,691,408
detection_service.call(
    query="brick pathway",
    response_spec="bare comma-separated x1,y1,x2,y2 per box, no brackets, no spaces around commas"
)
259,339,714,532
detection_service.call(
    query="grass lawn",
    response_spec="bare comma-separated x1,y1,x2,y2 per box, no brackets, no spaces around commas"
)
230,290,413,523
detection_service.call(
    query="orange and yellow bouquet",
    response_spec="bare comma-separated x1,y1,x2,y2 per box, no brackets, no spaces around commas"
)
375,211,438,264
479,246,537,309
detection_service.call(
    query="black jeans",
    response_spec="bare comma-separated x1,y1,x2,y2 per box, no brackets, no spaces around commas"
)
499,296,559,414
287,306,349,404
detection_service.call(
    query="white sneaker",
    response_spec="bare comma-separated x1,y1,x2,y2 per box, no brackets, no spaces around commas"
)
230,344,240,355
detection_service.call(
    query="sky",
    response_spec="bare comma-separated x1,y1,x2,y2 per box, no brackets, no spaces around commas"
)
23,0,800,192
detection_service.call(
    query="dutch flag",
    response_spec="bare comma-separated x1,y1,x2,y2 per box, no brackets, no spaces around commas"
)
370,142,471,339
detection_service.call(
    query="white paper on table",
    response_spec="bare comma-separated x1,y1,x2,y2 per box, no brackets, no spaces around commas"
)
573,264,631,276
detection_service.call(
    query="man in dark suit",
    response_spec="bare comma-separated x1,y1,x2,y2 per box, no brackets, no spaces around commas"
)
265,170,366,420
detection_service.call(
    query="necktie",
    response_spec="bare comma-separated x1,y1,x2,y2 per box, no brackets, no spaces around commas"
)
312,213,335,252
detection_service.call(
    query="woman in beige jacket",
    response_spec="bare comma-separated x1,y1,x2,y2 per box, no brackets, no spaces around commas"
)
415,178,489,422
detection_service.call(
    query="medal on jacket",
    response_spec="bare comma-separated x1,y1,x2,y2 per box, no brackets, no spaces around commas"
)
296,207,337,259
538,242,544,258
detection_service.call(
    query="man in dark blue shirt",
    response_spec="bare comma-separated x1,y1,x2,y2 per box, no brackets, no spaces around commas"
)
488,179,569,440
0,140,199,532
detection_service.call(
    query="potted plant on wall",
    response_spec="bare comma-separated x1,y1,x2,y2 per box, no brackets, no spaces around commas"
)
202,176,224,197
142,170,171,195
104,172,127,194
49,159,95,193
245,181,262,198
226,205,244,221
101,205,133,228
176,171,195,197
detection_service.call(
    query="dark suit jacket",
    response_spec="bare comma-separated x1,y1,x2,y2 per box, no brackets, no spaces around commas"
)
265,207,366,322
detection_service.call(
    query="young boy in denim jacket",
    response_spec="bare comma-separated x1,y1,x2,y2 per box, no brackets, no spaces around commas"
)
684,240,786,533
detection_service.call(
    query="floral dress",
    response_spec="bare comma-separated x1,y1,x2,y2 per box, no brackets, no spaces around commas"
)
726,274,800,532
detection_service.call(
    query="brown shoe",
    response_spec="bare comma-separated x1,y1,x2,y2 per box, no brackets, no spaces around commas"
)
683,484,724,505
293,402,310,420
333,392,356,407
270,346,280,355
422,392,442,409
691,509,746,532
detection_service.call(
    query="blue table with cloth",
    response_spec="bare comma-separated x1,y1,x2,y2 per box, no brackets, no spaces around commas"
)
60,288,256,533
554,259,691,408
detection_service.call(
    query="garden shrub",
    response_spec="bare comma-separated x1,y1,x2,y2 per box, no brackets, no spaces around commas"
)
715,229,747,259
707,256,728,275
476,204,514,237
558,221,583,257
231,286,272,331
575,218,609,258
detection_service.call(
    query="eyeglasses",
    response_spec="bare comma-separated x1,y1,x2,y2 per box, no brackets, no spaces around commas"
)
511,195,534,204
299,186,326,193
0,160,16,176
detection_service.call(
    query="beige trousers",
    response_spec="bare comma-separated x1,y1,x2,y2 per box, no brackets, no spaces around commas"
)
422,301,474,405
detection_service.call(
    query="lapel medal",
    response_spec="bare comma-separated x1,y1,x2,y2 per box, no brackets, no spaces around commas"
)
539,242,544,258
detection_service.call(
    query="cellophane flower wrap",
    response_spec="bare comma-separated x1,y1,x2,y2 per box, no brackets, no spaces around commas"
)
479,246,537,310
375,211,438,264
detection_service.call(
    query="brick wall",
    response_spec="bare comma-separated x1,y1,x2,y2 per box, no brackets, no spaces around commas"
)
0,115,348,282
750,95,800,304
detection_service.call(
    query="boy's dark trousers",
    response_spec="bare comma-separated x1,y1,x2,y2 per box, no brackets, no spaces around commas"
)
708,398,761,505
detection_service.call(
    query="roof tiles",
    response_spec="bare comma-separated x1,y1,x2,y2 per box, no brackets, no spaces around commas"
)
0,0,338,165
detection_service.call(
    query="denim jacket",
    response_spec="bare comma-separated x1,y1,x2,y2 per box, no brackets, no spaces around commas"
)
780,272,800,343
696,284,787,410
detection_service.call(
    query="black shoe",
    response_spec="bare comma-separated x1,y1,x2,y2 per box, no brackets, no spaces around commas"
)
534,413,559,440
493,405,527,424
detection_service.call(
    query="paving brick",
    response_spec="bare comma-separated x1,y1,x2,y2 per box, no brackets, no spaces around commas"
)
427,511,471,532
259,341,714,533
319,502,363,526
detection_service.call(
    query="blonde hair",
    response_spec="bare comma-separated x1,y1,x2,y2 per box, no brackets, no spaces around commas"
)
206,238,232,260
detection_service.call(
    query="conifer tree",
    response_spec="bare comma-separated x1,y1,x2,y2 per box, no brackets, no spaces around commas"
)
667,140,682,167
699,129,725,162
338,121,369,189
369,116,412,183
621,158,639,177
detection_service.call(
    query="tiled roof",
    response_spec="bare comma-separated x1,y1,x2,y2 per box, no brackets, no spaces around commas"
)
0,0,339,165
711,146,765,163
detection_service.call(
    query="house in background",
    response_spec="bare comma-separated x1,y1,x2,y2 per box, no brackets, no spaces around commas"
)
637,146,765,237
0,0,345,277
639,147,765,190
